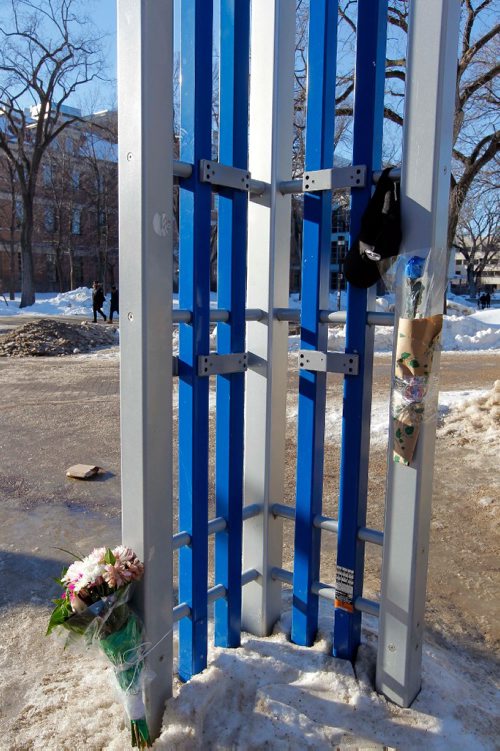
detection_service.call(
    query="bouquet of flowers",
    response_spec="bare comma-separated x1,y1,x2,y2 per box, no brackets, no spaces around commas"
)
392,255,442,464
47,546,152,748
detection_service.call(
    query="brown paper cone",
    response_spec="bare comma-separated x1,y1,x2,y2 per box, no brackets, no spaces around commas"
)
395,315,443,379
393,402,424,465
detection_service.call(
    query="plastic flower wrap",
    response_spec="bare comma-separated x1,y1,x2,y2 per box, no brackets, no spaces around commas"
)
392,254,443,464
47,546,152,748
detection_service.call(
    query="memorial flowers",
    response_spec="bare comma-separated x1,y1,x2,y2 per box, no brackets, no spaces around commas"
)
47,545,151,748
392,255,443,464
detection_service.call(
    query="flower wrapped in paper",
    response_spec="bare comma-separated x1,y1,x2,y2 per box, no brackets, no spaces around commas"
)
392,255,443,465
47,546,152,748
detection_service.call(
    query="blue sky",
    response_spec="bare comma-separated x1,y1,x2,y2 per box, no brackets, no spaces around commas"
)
88,0,117,109
90,1,221,112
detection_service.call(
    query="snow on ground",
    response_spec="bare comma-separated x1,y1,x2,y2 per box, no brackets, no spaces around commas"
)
2,287,499,351
0,287,98,317
437,380,500,456
10,598,498,750
286,385,499,450
153,601,499,750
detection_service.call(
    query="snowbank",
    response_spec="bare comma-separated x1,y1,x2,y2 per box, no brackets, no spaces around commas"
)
437,380,500,455
2,289,499,351
154,604,498,750
9,600,497,750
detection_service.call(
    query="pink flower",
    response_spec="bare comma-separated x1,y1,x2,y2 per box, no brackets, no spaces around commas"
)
103,563,133,589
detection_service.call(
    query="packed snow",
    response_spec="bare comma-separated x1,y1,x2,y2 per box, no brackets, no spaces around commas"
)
6,596,498,750
436,380,500,456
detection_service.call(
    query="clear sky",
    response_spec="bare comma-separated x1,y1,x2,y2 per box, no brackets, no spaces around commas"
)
87,0,117,110
88,0,221,112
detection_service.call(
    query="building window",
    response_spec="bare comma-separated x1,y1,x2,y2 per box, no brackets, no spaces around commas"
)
98,210,106,227
65,137,73,153
71,209,81,235
71,170,80,189
15,200,24,227
332,208,349,234
43,163,52,187
44,207,57,232
46,255,56,283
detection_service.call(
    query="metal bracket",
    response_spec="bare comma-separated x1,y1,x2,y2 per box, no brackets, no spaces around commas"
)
200,159,251,191
302,164,367,193
198,352,248,376
298,350,359,375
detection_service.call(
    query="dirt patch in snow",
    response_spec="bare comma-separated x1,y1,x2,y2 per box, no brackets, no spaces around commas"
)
0,319,118,357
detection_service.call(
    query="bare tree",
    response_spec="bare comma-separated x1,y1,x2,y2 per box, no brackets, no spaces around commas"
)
42,134,81,291
0,0,105,306
0,156,19,298
338,0,500,251
455,187,499,294
79,114,118,293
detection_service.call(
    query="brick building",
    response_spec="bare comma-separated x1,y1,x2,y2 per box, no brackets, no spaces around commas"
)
0,106,118,295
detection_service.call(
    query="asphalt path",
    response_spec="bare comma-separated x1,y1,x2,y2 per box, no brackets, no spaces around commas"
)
0,338,498,654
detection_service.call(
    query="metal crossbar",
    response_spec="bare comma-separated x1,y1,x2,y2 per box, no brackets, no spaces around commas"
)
173,568,260,624
172,308,395,326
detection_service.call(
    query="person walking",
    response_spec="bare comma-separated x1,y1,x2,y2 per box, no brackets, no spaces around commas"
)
109,284,119,322
92,281,107,322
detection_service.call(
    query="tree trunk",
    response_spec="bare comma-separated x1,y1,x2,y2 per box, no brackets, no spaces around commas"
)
467,264,475,297
8,235,16,300
55,245,64,292
8,168,17,299
68,239,75,290
20,202,35,308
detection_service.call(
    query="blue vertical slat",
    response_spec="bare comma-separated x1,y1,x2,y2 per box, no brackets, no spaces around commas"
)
178,0,213,682
291,0,338,647
333,0,388,660
214,0,250,648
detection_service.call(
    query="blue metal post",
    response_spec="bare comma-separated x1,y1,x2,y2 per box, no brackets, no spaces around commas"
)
214,0,250,648
178,0,213,681
333,0,388,660
291,0,338,647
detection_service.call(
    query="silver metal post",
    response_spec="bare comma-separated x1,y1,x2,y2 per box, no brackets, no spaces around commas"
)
376,0,461,708
117,0,173,736
241,0,295,636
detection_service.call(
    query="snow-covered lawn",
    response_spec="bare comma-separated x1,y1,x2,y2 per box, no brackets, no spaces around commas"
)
2,287,500,351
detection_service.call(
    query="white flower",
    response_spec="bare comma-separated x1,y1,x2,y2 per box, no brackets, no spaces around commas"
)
62,549,107,593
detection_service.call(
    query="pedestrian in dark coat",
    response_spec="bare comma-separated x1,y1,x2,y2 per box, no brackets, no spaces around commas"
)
109,285,119,322
92,281,106,322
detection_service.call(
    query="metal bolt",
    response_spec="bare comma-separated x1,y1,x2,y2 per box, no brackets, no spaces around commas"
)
126,152,133,161
128,312,134,321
